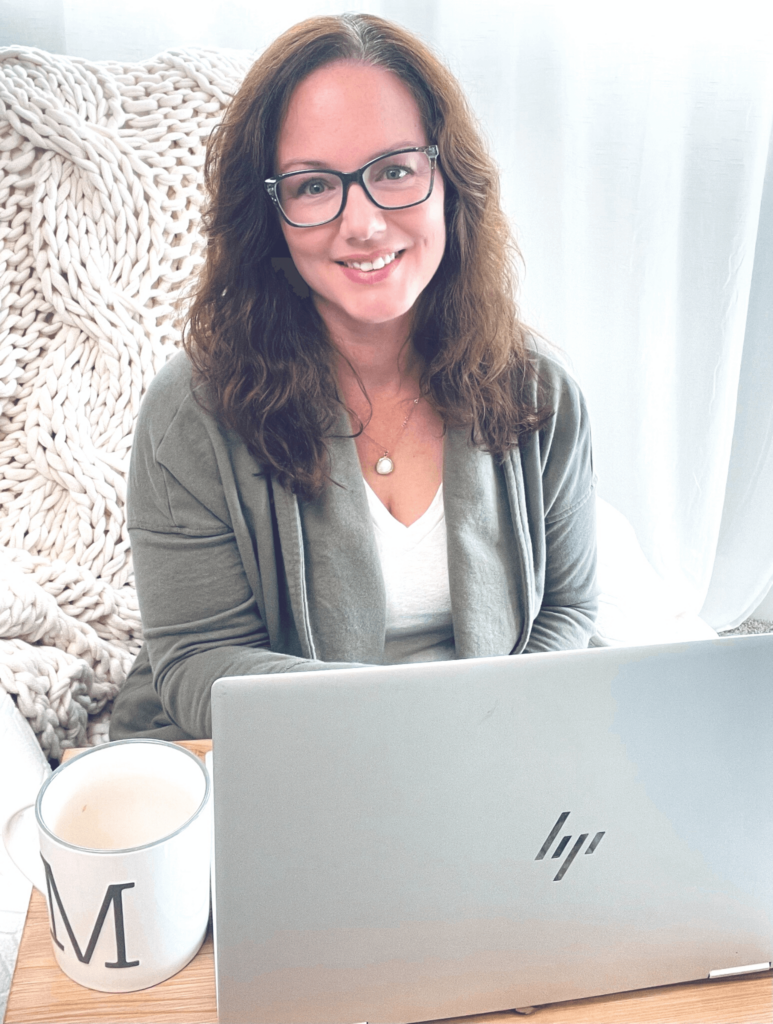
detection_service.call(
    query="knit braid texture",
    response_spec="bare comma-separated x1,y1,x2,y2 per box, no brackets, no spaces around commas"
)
0,46,250,760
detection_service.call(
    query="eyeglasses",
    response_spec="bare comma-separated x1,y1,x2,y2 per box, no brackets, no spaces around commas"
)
264,145,439,228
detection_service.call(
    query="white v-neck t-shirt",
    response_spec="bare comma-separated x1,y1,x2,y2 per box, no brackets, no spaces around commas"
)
364,480,455,664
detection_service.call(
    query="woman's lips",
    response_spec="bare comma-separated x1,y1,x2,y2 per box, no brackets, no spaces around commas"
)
337,250,403,284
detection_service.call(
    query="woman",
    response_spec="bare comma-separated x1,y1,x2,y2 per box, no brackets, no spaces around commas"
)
110,13,597,741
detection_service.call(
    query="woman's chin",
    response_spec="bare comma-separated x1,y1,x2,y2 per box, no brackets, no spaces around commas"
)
312,291,416,331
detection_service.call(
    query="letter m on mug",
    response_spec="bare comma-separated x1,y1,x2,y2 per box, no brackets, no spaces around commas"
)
41,855,140,968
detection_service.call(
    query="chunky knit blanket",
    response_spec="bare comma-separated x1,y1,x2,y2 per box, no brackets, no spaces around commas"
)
0,47,250,760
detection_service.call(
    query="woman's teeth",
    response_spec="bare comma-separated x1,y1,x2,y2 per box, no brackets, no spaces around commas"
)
345,252,398,272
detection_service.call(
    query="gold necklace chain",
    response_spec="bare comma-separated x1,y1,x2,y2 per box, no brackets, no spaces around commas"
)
359,396,420,475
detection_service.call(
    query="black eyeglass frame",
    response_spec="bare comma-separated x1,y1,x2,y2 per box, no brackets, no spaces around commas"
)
264,145,439,228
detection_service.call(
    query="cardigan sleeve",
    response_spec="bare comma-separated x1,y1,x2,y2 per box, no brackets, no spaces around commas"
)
112,355,355,740
522,353,598,653
522,489,597,652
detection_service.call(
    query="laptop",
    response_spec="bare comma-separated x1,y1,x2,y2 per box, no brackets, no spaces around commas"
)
209,632,773,1024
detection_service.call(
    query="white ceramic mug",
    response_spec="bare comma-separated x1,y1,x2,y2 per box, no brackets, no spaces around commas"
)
2,738,212,992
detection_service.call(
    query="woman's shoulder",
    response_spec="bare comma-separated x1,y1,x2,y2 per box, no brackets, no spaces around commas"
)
138,350,198,431
134,349,223,456
129,351,239,531
524,337,587,414
520,338,594,491
132,350,227,481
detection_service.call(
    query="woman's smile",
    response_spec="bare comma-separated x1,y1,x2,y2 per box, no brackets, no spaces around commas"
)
337,248,404,283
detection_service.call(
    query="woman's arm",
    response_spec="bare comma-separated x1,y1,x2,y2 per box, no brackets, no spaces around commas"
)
128,523,345,739
121,355,355,739
523,487,597,652
522,352,598,652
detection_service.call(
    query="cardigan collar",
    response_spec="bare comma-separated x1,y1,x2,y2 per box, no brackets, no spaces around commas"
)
270,412,536,664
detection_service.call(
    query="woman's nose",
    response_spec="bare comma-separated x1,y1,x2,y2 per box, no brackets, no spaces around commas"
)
338,182,386,241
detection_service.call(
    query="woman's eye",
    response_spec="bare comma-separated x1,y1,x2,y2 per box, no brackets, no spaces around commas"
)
298,178,329,196
380,165,410,181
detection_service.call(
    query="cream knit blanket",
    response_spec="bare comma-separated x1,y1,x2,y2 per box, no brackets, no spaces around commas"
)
0,47,249,759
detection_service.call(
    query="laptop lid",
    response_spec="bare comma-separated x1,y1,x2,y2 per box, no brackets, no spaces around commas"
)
210,633,773,1024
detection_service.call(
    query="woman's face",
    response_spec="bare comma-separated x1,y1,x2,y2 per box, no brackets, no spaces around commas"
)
275,61,446,336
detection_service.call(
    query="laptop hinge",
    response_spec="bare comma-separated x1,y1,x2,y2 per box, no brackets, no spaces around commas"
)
709,961,771,979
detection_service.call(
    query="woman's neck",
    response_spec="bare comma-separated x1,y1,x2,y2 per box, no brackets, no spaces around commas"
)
319,304,422,398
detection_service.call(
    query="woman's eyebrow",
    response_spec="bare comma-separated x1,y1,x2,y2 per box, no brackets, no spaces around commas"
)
279,158,328,171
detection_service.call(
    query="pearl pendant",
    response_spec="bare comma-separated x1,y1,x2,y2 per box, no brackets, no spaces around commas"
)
375,455,394,475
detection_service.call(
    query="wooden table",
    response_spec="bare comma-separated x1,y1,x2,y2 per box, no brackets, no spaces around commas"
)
6,742,772,1024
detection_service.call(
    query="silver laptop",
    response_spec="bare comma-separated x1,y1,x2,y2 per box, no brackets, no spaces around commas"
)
210,633,773,1024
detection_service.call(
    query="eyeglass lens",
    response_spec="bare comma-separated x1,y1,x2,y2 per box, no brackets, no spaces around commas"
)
277,150,433,226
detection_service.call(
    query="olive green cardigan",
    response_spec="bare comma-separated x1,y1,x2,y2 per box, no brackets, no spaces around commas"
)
110,348,597,740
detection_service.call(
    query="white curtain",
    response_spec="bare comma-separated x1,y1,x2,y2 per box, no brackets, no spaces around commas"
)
2,0,772,630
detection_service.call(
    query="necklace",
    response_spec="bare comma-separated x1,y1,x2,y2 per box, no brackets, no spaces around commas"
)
360,396,420,475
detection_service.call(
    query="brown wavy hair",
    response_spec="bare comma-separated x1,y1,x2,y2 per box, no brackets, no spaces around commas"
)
185,13,551,499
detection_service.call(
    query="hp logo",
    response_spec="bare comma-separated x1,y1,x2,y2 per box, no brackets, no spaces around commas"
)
535,812,605,881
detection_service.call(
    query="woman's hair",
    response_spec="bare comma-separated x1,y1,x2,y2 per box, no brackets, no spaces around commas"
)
185,13,551,498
